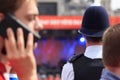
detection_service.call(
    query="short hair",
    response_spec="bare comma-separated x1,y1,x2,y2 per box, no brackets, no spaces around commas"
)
103,23,120,67
0,0,37,14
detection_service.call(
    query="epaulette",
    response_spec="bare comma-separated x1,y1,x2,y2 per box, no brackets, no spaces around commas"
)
68,53,83,63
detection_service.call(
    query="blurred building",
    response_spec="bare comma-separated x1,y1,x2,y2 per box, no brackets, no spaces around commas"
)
101,0,113,16
37,0,120,16
37,0,64,15
37,0,93,16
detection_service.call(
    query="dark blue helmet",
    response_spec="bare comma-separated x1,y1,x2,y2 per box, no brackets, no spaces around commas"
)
79,6,110,37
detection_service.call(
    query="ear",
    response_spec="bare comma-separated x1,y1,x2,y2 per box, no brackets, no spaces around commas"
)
0,13,4,22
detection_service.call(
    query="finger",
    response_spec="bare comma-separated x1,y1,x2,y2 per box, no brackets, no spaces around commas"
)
6,28,17,53
26,33,34,54
17,28,24,53
33,42,37,49
5,38,17,59
5,39,12,58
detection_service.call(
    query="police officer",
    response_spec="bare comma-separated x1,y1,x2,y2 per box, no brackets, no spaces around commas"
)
61,6,110,80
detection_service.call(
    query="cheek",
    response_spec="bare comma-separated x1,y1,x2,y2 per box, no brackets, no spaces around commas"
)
17,17,35,32
26,22,35,32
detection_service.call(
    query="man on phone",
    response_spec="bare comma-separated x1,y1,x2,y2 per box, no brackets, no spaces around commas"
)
0,0,43,80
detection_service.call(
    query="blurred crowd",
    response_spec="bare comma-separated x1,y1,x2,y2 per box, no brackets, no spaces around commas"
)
37,59,67,80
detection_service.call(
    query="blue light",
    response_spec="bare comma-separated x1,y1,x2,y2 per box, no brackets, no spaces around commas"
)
79,37,85,43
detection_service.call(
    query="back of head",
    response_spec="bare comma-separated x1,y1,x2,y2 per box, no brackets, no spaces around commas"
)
103,23,120,67
79,6,110,37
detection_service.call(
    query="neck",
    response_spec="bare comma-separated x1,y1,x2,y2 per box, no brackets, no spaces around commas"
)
86,41,102,47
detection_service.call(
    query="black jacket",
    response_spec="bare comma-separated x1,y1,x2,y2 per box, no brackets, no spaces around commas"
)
69,54,104,80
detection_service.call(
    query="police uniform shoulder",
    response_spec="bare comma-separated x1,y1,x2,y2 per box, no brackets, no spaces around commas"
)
68,53,83,63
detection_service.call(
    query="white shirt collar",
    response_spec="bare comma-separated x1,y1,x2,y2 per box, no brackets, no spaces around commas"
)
84,45,102,59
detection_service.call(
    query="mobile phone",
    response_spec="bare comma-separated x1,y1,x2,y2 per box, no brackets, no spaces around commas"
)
0,13,41,45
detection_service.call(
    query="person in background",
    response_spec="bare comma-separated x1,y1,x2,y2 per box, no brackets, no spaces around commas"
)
61,6,110,80
100,23,120,80
0,0,43,80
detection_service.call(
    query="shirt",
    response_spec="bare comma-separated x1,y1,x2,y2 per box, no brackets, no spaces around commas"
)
100,68,120,80
61,45,102,80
